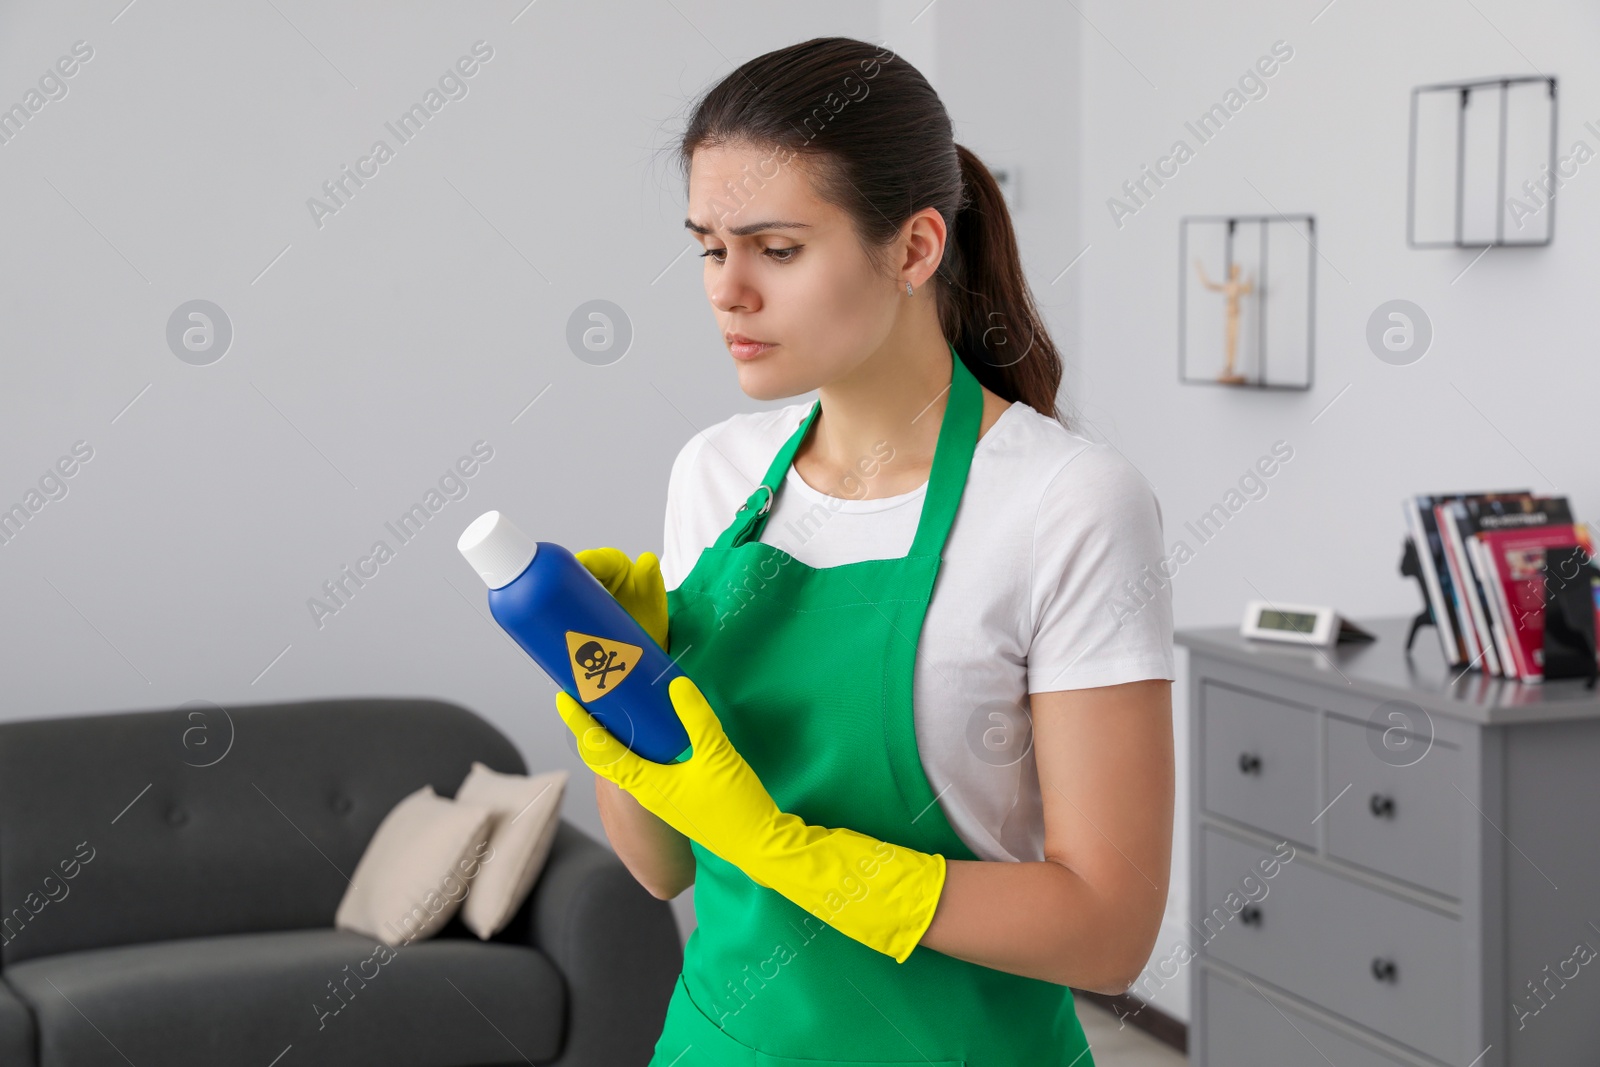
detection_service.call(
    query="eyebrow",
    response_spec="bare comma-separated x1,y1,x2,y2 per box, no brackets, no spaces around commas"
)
684,218,813,237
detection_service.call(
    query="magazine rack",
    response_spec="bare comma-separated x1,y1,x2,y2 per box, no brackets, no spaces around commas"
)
1401,535,1438,654
1178,215,1314,390
1407,491,1596,681
1543,545,1599,687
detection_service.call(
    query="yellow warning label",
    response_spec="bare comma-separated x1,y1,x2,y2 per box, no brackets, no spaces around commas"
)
565,631,642,703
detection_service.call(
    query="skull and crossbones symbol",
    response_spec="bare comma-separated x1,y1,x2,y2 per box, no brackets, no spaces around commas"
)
574,640,628,690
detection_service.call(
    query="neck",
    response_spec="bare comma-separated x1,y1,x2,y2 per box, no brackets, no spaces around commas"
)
803,325,954,497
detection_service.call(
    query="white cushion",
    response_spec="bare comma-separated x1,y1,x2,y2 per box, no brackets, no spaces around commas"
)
456,762,569,939
335,784,495,946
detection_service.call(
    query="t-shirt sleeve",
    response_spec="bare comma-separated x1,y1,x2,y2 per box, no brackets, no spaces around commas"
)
660,431,709,592
1026,444,1177,693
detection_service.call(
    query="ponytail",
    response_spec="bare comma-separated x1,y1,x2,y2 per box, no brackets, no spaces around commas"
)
679,37,1069,428
942,144,1065,424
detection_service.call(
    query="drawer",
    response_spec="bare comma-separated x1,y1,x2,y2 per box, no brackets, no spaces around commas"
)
1200,681,1316,845
1201,968,1415,1067
1199,826,1465,1064
1325,714,1464,898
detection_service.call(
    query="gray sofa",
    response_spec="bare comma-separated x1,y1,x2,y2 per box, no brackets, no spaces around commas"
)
0,696,682,1066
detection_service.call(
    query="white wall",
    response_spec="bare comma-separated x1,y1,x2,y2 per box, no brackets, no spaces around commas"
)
1073,0,1599,1022
1078,0,1597,630
0,0,878,944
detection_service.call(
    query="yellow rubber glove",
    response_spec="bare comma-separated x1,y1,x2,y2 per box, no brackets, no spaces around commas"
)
556,674,946,964
574,547,668,650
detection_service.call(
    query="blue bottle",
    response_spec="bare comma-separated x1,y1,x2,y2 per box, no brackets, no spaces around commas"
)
457,510,692,764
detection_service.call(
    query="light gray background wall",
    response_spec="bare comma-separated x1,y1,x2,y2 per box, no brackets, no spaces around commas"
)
2,0,1589,1025
1074,0,1594,1021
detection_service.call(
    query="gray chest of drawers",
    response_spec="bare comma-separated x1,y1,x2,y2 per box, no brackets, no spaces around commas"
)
1177,616,1600,1067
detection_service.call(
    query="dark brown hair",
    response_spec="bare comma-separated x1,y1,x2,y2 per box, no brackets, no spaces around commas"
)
677,36,1067,427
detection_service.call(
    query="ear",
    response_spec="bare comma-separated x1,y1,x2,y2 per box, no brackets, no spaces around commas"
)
897,206,948,291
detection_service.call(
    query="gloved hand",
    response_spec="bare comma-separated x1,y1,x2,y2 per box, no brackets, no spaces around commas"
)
555,674,946,964
575,547,668,650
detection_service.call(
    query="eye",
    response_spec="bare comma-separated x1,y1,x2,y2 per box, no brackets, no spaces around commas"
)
698,246,800,264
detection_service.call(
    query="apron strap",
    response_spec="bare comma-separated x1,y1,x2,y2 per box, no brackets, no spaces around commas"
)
712,343,981,558
908,344,980,559
713,401,821,550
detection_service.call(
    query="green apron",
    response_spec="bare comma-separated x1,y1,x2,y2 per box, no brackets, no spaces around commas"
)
651,346,1093,1066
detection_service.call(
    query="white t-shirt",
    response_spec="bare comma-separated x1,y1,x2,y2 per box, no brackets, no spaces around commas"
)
659,398,1176,863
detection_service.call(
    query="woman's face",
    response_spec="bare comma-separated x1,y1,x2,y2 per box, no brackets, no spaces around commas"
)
686,142,903,401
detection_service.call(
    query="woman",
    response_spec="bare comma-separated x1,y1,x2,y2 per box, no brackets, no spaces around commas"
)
557,35,1174,1066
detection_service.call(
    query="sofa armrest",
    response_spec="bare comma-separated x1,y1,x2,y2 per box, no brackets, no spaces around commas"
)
509,819,683,1066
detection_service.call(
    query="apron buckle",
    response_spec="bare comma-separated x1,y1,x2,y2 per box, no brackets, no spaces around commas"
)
737,483,775,517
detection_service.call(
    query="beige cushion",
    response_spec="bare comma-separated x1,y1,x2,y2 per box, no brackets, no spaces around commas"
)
335,784,495,946
456,762,569,939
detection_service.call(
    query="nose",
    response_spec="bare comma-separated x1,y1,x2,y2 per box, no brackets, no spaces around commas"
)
707,252,760,314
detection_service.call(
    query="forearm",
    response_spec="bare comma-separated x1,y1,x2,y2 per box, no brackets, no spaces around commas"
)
917,857,1163,994
593,775,696,900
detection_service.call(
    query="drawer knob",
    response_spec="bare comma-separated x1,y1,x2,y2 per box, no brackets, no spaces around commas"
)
1369,793,1397,818
1371,957,1398,983
1239,905,1263,927
1238,752,1263,775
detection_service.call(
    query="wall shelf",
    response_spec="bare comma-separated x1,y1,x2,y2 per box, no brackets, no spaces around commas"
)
1178,215,1315,391
1407,75,1559,249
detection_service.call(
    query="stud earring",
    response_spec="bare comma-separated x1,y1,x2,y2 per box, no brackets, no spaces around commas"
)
906,281,914,297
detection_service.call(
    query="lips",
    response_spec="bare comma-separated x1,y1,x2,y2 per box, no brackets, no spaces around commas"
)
726,333,776,361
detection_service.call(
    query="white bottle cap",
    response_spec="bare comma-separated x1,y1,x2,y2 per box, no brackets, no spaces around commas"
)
457,510,538,589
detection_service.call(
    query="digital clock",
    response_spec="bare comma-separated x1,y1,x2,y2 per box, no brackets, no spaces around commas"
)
1239,599,1376,647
